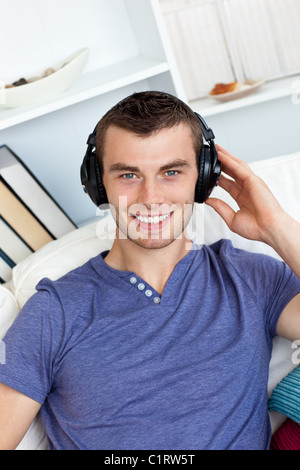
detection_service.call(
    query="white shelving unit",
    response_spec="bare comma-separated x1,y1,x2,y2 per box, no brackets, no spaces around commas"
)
0,0,186,132
192,75,300,118
0,56,171,131
2,0,298,132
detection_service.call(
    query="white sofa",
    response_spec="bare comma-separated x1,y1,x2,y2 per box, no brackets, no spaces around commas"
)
1,150,300,450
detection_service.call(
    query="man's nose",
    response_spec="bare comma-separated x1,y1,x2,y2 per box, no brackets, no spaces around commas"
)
140,178,166,205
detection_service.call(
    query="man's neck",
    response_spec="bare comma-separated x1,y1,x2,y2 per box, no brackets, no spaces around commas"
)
104,235,193,295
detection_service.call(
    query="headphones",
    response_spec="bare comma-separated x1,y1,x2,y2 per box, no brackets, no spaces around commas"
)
80,107,221,207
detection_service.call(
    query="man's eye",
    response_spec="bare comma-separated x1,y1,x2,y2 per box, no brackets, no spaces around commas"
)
122,173,136,179
165,170,178,177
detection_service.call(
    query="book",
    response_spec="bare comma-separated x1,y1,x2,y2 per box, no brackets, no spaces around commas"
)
0,248,15,268
0,216,33,264
0,253,13,284
0,245,17,285
0,145,76,239
0,178,54,251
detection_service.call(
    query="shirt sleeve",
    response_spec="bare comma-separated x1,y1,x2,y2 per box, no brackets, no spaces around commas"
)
0,283,64,404
220,240,300,339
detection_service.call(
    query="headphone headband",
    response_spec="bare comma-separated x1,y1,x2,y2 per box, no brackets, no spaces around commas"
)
194,112,215,142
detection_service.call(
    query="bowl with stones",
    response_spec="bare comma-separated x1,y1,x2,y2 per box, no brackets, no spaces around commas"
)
0,48,89,108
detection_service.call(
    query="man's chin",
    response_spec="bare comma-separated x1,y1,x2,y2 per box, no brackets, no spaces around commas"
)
127,236,177,250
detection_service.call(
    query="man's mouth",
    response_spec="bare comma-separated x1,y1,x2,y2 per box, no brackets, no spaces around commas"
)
130,212,174,229
134,213,171,224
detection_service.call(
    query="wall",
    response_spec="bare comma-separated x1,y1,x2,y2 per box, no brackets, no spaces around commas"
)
206,95,300,164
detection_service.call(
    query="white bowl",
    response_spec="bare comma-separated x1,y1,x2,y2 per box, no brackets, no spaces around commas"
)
0,48,89,108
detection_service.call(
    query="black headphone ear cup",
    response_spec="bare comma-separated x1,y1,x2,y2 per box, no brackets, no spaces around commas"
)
195,145,211,203
194,148,205,203
94,156,109,207
81,150,109,207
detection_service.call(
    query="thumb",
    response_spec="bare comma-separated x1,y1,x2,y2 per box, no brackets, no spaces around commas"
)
205,198,235,228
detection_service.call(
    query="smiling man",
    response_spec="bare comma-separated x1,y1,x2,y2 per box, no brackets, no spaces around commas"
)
103,124,195,247
100,122,198,293
0,91,300,450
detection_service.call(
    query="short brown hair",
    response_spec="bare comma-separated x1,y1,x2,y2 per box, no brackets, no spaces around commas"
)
95,91,203,172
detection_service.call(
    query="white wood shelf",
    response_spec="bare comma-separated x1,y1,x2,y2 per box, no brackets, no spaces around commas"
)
0,55,170,131
191,75,300,117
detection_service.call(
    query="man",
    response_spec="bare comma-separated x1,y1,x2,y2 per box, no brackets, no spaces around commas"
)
0,91,299,450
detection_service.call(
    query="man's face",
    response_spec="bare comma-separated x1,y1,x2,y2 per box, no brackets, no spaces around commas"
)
101,123,199,250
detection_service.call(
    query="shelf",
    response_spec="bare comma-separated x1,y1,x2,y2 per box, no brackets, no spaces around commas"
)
0,55,170,131
190,75,300,117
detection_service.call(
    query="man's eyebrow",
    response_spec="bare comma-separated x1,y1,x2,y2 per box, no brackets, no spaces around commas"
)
108,163,139,173
159,159,191,171
108,159,191,173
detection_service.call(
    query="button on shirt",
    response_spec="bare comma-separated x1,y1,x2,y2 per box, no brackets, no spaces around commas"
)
1,240,300,450
129,275,159,304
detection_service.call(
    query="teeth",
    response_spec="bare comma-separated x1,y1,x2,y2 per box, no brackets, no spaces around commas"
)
135,213,171,224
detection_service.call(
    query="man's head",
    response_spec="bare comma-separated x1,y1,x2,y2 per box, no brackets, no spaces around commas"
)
95,91,202,250
95,91,203,174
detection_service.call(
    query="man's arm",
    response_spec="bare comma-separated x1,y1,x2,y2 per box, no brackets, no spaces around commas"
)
206,145,300,342
0,383,41,450
261,213,300,279
262,214,300,340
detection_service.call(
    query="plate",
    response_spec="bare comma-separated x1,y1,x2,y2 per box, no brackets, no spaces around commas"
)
208,80,265,102
0,48,89,108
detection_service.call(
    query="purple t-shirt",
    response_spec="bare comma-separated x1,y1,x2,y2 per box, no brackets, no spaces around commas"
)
1,240,300,450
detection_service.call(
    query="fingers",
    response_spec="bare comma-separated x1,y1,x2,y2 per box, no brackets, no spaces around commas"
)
216,144,254,186
205,197,236,229
215,144,242,163
218,174,241,202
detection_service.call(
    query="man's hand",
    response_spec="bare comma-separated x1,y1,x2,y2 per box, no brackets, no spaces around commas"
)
205,144,287,244
206,145,300,342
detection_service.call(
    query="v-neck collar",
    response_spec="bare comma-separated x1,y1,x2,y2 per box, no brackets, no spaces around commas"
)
91,242,202,307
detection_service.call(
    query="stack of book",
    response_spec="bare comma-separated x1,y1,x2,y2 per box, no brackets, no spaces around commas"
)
0,145,77,284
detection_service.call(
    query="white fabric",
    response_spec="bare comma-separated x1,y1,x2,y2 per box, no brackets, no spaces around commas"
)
1,151,300,447
0,285,19,340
